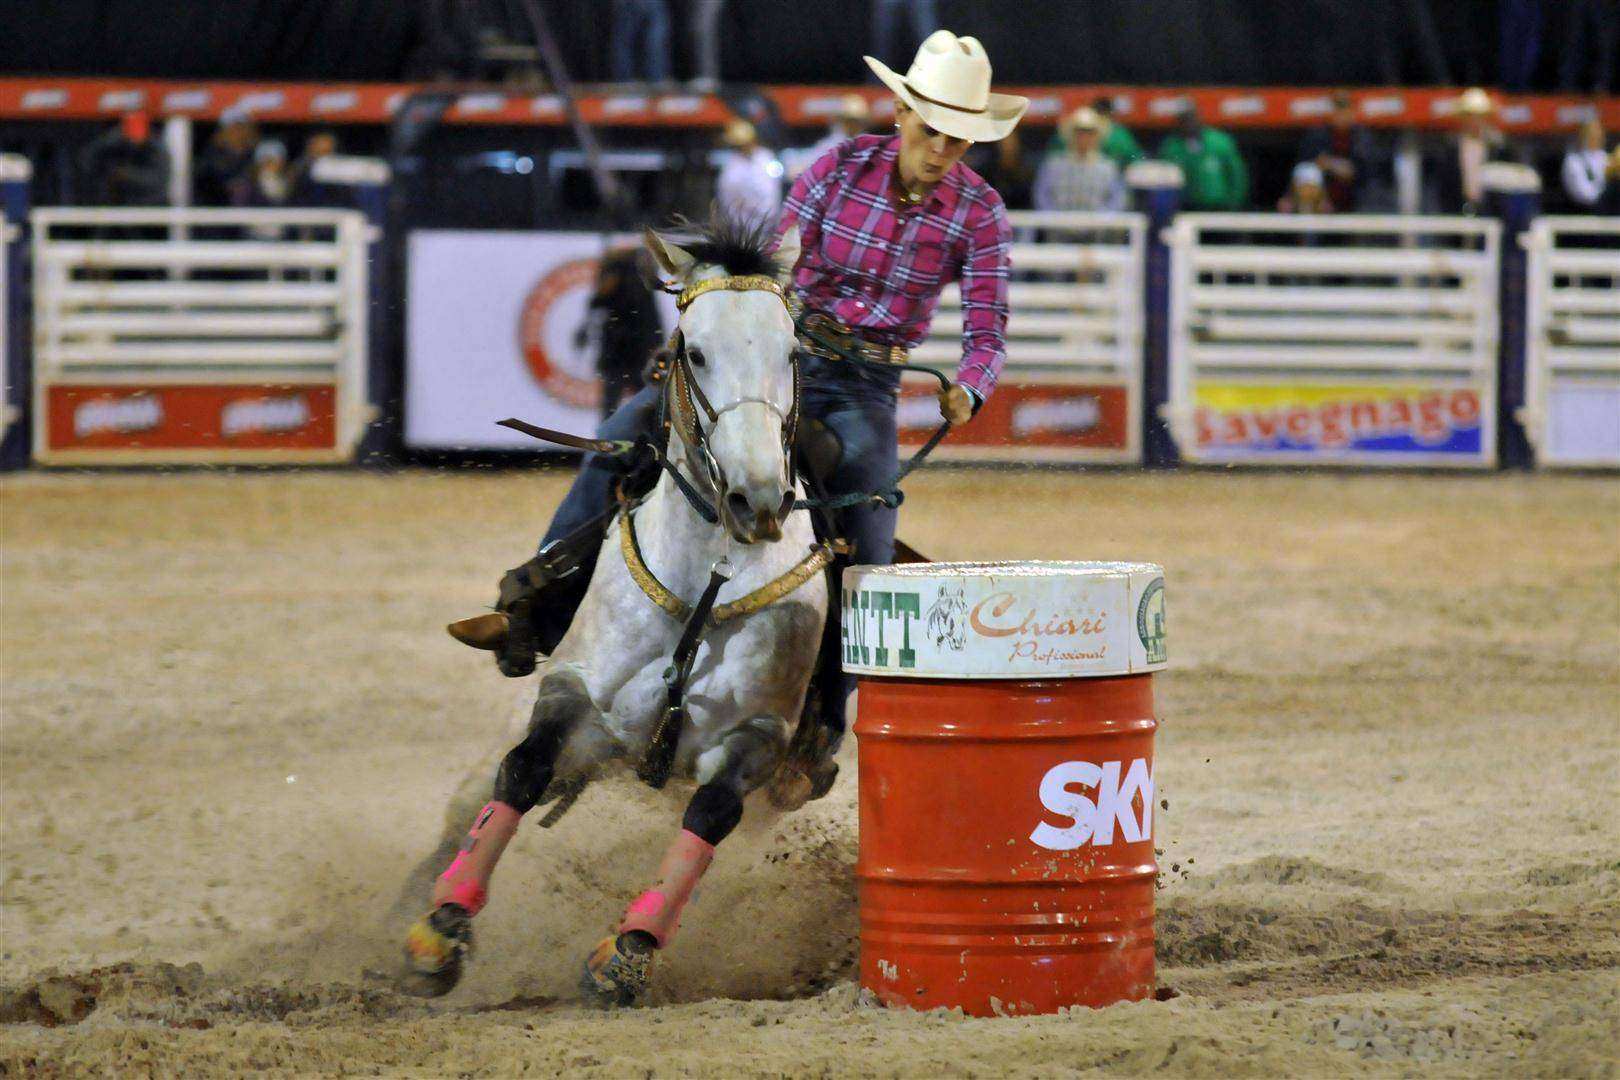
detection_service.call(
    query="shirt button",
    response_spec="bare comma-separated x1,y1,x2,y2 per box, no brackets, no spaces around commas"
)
855,301,866,309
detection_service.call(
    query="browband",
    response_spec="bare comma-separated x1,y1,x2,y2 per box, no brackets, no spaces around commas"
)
675,274,786,311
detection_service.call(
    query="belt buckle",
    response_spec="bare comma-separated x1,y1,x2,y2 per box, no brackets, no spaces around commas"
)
806,313,856,354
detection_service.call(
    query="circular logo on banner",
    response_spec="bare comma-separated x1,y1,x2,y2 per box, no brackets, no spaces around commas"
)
517,258,601,409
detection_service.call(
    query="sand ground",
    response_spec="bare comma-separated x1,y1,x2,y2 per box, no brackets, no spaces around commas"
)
1,468,1616,1077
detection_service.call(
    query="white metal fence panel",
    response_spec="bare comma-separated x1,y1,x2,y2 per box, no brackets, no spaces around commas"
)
903,210,1146,463
1,211,14,438
31,207,370,464
1165,213,1500,467
1521,216,1620,468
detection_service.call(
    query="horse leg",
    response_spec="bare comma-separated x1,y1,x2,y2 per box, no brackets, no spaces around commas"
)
581,716,789,1006
403,665,604,996
389,760,495,922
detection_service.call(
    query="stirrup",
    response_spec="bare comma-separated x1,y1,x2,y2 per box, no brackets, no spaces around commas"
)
580,932,655,1007
403,904,473,997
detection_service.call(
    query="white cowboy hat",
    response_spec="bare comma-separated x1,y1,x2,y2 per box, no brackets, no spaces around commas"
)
1456,87,1495,117
864,30,1028,143
1067,106,1103,133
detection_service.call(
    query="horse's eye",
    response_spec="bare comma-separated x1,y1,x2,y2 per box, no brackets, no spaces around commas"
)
688,348,706,368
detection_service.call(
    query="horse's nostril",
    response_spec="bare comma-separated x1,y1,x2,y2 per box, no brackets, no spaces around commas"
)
777,490,795,520
725,491,752,522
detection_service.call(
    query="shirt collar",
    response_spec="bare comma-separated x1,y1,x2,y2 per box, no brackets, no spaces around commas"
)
877,133,962,214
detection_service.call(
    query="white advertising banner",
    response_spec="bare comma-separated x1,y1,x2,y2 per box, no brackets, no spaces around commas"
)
1545,383,1620,467
405,230,674,450
842,561,1167,680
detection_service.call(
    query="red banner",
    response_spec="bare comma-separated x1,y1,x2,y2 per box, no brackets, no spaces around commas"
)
898,381,1131,453
2,78,1613,133
46,384,337,453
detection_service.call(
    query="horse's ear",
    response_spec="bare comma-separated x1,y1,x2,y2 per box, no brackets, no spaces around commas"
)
643,227,696,281
773,226,801,282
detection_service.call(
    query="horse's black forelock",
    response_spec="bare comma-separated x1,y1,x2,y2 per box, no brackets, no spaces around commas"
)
664,207,780,278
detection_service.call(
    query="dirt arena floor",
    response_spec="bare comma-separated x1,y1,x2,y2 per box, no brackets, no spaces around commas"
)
1,467,1616,1077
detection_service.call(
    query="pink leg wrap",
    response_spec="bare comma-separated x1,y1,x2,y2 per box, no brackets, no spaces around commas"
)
618,829,716,948
431,801,522,916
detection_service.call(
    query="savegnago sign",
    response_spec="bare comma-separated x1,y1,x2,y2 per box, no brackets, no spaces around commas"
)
841,562,1166,679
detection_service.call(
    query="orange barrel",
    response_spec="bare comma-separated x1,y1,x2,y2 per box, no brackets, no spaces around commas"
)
843,561,1166,1017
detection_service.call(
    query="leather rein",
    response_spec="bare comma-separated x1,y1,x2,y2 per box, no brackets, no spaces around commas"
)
494,270,955,790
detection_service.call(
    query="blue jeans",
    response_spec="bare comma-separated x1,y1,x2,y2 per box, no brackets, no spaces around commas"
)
543,356,899,568
610,0,672,83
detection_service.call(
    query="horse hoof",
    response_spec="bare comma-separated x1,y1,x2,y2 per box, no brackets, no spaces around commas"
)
402,904,473,998
580,932,654,1007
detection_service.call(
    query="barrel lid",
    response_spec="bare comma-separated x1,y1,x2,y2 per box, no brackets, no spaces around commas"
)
841,560,1166,680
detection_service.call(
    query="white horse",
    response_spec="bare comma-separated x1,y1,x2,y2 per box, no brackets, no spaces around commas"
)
401,217,829,1004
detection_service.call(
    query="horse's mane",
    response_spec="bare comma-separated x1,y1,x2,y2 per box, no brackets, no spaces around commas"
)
666,209,781,278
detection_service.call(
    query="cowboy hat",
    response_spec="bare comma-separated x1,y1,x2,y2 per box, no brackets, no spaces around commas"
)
864,30,1028,143
1067,106,1103,133
721,118,757,147
1456,87,1495,117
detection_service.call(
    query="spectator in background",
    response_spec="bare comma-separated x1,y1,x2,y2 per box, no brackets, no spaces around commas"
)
1158,102,1248,211
689,0,724,91
1561,117,1620,213
247,140,292,208
78,112,169,206
610,0,672,85
1041,97,1143,172
1435,87,1507,215
715,118,782,220
577,246,663,422
786,94,869,180
1094,98,1143,171
289,130,341,206
870,0,940,72
195,107,259,207
1298,92,1372,211
1277,161,1335,213
1033,107,1125,212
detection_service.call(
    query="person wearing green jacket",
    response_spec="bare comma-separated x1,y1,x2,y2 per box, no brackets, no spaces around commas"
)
1158,103,1249,210
1094,98,1143,170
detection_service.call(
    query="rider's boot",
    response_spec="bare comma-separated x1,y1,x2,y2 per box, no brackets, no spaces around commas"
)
403,801,523,997
580,829,715,1007
447,535,602,678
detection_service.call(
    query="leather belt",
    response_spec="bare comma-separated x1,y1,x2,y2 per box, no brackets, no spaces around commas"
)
787,294,910,367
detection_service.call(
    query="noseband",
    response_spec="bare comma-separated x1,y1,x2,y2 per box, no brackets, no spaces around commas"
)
666,274,801,512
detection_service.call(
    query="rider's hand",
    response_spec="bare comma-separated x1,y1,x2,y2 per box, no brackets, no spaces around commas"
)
938,383,976,426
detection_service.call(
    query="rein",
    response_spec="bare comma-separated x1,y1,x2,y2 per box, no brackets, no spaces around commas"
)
495,269,958,790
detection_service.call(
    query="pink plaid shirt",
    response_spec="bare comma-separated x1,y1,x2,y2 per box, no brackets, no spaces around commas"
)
777,134,1012,401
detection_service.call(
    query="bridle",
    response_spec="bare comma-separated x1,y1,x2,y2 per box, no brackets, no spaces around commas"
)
663,273,802,521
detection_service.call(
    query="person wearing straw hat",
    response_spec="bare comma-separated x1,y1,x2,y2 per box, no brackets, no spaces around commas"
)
1033,106,1125,212
786,93,872,180
1436,87,1508,214
715,117,783,220
462,31,1026,700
